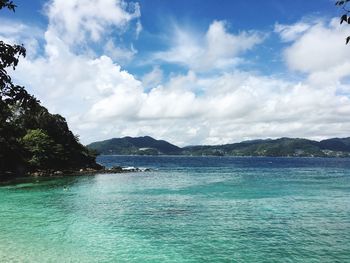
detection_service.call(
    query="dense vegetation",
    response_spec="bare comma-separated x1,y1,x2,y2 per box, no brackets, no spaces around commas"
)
88,136,350,157
0,2,100,179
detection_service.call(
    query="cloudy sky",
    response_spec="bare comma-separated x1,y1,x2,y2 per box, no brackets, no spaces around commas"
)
1,0,350,146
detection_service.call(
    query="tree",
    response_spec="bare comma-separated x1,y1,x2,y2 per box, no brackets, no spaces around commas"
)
336,0,350,44
21,129,59,169
0,2,101,178
0,2,36,174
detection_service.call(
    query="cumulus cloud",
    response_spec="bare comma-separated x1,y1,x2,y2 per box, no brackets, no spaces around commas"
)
152,20,264,72
7,1,350,146
11,0,143,138
79,68,350,145
277,19,350,78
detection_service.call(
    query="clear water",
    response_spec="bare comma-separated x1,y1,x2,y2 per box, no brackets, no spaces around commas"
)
1,156,350,262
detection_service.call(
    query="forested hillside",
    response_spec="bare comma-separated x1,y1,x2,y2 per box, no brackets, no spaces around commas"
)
88,136,350,157
0,1,100,179
87,136,182,155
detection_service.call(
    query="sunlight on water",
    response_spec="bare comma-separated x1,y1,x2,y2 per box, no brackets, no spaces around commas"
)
1,156,350,262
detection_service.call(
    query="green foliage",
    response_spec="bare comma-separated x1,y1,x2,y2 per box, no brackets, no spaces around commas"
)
22,129,58,168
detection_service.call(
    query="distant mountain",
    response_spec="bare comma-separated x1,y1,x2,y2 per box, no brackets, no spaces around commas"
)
319,138,350,152
183,137,350,157
87,136,182,155
87,136,350,157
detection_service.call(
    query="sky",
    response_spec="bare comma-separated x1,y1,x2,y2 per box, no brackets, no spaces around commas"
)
1,0,350,146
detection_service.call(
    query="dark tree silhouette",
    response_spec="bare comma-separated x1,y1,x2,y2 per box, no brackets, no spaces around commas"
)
0,0,16,11
336,0,350,44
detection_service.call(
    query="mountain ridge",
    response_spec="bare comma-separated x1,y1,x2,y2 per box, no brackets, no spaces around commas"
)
87,136,350,157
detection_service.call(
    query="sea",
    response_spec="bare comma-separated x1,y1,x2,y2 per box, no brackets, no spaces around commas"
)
0,156,350,262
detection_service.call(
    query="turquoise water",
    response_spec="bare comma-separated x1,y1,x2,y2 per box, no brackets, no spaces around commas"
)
1,156,350,262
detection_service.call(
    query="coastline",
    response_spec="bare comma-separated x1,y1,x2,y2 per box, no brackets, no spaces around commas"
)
0,166,151,184
97,153,350,158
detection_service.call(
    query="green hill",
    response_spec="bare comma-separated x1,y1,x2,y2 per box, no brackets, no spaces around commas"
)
88,136,350,157
319,138,350,152
87,136,182,155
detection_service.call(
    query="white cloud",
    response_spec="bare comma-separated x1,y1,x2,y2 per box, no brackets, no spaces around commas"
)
0,18,43,58
7,3,350,147
138,86,201,120
135,20,142,38
277,19,350,76
141,66,163,89
104,40,137,64
11,0,143,138
153,20,264,72
275,22,312,42
78,68,350,146
45,0,140,46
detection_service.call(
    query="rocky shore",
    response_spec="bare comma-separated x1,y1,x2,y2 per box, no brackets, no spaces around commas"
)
27,166,152,177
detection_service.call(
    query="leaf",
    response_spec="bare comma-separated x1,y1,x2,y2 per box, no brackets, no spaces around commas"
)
341,14,348,24
0,0,17,12
346,36,350,44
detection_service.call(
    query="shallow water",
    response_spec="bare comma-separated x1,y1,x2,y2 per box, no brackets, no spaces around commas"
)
1,156,350,262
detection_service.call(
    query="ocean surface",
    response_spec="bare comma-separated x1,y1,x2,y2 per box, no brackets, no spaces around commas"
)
1,156,350,262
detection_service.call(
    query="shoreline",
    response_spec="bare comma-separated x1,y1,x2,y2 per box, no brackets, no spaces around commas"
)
0,166,151,184
98,154,350,158
28,166,151,177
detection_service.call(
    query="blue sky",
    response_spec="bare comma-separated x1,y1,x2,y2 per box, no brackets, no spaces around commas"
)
2,0,337,76
1,0,350,145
